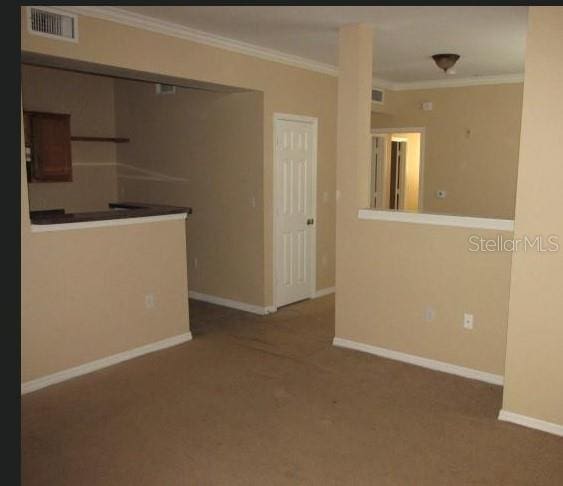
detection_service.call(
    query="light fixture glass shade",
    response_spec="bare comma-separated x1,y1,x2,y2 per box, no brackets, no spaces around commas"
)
432,53,460,73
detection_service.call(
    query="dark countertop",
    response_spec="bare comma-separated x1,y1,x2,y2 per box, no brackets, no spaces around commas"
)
30,202,192,225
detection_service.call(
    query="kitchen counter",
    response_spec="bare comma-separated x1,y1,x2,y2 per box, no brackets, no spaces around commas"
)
30,202,191,231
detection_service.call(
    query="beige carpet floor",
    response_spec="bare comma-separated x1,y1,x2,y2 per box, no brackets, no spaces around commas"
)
21,296,563,485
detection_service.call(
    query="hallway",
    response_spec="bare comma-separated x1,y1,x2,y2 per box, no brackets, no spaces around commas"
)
21,296,563,485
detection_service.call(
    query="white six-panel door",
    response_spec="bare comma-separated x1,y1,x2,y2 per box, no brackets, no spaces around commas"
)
274,115,317,308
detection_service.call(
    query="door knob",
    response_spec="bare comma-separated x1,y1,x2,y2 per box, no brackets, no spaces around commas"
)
307,218,314,225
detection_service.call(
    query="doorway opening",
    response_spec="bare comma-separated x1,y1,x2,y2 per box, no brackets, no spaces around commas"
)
371,128,424,211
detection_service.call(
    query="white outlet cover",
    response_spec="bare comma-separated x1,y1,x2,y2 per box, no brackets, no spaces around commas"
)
464,313,474,329
145,294,155,309
424,307,435,321
421,101,433,111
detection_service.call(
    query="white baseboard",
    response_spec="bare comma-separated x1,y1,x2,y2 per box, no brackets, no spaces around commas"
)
188,288,334,315
313,287,335,298
333,337,504,385
21,332,192,395
188,291,274,315
498,410,563,437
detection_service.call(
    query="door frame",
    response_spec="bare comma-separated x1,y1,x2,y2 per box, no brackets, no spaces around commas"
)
272,113,318,310
390,137,408,210
371,127,426,211
371,134,388,209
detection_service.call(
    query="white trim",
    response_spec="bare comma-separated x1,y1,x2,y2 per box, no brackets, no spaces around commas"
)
372,127,426,134
21,332,192,394
188,291,275,316
273,113,319,309
333,337,504,385
390,73,525,91
58,7,525,88
273,113,319,125
31,212,187,233
27,6,79,44
63,6,337,76
358,209,514,231
372,78,395,90
313,287,335,298
498,410,563,437
54,7,524,88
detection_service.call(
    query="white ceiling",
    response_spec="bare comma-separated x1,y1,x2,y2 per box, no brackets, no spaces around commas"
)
116,6,528,84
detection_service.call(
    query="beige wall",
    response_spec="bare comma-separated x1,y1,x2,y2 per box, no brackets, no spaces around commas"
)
21,9,337,305
336,25,513,376
21,110,190,383
372,84,523,219
114,79,265,306
22,64,118,213
336,223,513,374
21,220,190,383
502,7,563,426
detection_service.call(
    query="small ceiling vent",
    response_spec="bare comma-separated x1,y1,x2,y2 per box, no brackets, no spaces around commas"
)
372,87,385,105
156,83,177,95
27,7,77,42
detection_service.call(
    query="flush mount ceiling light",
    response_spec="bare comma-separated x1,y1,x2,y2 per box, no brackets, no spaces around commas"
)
432,53,460,74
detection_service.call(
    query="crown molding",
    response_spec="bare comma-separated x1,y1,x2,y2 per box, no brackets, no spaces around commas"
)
372,77,396,90
58,6,523,90
61,6,338,77
381,73,524,91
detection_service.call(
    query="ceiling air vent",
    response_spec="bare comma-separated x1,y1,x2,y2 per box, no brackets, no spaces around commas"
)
156,83,177,95
27,7,77,42
372,87,385,105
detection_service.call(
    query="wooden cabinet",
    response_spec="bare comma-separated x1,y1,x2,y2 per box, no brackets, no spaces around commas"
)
24,111,72,182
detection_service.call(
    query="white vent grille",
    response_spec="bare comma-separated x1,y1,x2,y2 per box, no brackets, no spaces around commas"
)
28,7,77,42
372,88,385,104
156,83,176,95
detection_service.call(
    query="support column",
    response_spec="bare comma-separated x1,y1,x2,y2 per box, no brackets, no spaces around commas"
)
335,24,373,329
501,6,563,433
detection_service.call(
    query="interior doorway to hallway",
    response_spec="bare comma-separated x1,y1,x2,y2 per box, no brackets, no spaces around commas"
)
370,128,424,211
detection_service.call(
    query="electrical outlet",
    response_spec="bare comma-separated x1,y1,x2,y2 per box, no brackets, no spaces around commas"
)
424,307,435,321
194,257,198,269
436,190,447,199
464,313,474,330
145,293,155,309
421,101,433,111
